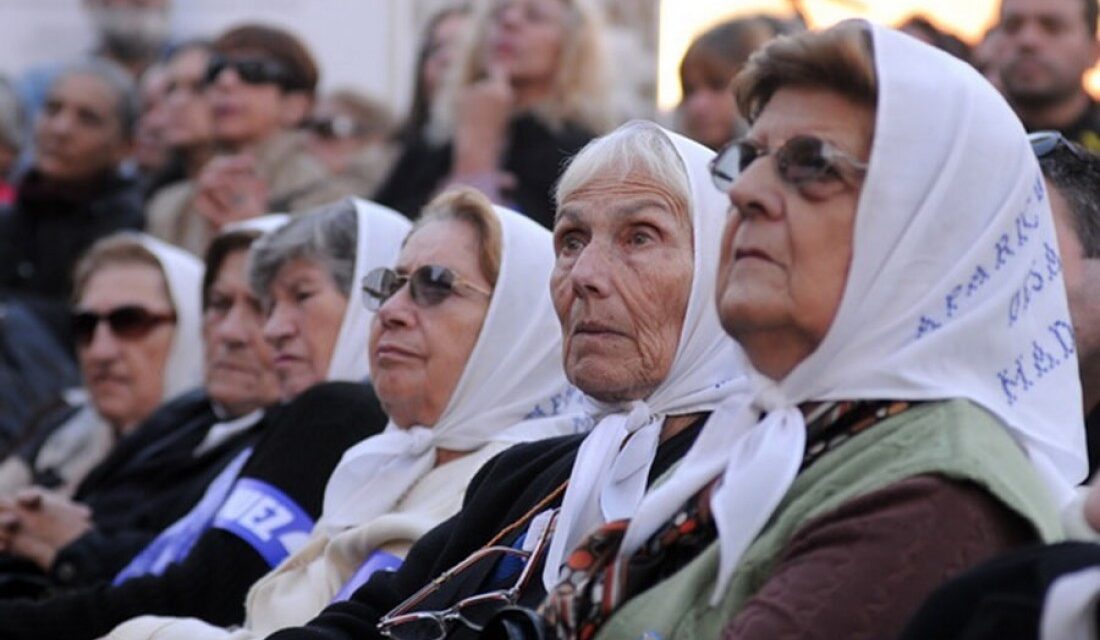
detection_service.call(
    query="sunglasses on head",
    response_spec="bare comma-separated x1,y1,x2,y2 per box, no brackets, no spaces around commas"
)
1029,130,1086,160
710,135,869,198
203,55,297,90
362,265,491,312
72,306,176,347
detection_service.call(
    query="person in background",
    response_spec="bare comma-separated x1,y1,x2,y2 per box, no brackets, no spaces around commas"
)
305,89,398,198
133,61,176,199
0,59,144,348
0,77,25,206
0,223,281,598
972,27,1007,92
83,0,173,82
676,15,786,150
897,14,972,61
147,24,347,256
0,232,203,499
375,0,614,229
996,0,1100,151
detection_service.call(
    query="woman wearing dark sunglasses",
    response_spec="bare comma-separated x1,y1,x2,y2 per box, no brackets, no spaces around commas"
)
0,232,203,499
99,187,580,639
150,24,348,256
547,22,1078,640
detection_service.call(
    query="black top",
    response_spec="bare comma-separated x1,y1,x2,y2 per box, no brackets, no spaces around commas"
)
0,382,386,640
1023,98,1100,154
268,415,707,640
0,168,144,349
373,113,594,229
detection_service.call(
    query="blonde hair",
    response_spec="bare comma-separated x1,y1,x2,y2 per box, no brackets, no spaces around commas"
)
413,186,504,287
428,0,615,143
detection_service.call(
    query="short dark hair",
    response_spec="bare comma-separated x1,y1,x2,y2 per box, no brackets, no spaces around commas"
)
1040,141,1100,257
202,229,261,311
1000,0,1099,37
212,23,319,95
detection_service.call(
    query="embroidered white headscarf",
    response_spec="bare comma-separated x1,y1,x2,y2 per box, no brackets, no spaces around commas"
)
619,22,1087,604
542,123,748,590
319,205,581,533
325,199,412,383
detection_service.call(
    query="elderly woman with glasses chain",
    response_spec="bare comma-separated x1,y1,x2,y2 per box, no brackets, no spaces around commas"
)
515,21,1082,640
259,117,746,640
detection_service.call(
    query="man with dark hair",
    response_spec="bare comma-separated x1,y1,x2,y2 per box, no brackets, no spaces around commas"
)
1035,132,1100,472
997,0,1100,151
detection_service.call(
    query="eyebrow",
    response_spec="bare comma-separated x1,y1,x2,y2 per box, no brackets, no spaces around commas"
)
556,197,677,224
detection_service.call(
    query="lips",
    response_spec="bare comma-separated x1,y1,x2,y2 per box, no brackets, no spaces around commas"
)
734,247,775,263
572,320,626,338
373,341,421,362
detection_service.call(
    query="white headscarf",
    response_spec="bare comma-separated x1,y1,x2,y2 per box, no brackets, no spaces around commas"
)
325,199,412,383
137,234,205,401
542,124,748,590
319,205,581,532
619,23,1087,604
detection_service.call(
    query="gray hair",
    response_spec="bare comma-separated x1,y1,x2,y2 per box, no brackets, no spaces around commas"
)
54,58,140,139
555,120,691,222
248,199,358,307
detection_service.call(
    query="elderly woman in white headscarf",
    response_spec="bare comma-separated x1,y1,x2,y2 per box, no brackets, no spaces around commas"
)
0,232,203,498
99,187,580,640
247,197,411,399
251,120,745,640
543,21,1083,640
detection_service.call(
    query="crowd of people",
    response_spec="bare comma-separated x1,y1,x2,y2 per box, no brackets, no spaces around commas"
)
0,0,1098,638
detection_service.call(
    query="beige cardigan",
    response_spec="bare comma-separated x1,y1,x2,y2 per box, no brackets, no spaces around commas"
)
101,442,509,640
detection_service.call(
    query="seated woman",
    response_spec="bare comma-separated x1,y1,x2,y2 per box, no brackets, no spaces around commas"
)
534,21,1082,640
0,224,282,596
375,0,615,229
262,119,746,640
0,199,415,638
103,188,582,639
0,232,204,497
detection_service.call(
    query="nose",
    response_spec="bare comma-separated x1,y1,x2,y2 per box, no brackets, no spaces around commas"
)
727,155,784,222
374,282,417,330
567,241,613,299
82,321,121,363
215,299,254,347
496,1,523,27
262,300,297,347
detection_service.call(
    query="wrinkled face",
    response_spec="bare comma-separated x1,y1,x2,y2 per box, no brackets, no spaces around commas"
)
262,258,349,401
206,50,306,148
163,47,214,149
423,12,470,100
35,73,129,182
679,56,738,150
369,219,492,428
203,249,280,416
485,0,566,89
552,174,694,402
77,263,175,432
999,0,1099,107
716,87,873,380
1048,180,1100,368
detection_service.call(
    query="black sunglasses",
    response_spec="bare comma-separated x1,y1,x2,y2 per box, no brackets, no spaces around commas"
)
710,135,868,198
72,306,176,347
362,265,491,312
1029,130,1086,160
203,55,299,90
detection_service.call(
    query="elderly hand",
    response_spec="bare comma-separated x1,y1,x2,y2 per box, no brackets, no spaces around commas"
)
195,153,271,232
0,488,93,570
453,64,514,176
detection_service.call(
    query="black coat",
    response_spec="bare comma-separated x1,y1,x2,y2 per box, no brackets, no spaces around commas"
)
0,168,144,349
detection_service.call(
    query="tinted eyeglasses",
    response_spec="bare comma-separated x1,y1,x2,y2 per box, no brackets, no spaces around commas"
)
72,306,176,347
378,511,557,640
203,55,299,90
1029,130,1086,160
710,135,869,199
362,265,491,312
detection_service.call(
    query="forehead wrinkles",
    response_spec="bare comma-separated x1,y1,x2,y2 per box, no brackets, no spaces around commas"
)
561,174,691,228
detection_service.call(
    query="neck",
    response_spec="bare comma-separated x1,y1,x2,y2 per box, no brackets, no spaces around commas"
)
659,412,704,443
510,79,553,111
435,447,466,467
1016,91,1092,131
1082,364,1100,415
183,144,215,178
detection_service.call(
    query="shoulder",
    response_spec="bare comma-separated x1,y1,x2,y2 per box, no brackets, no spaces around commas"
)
257,382,387,452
